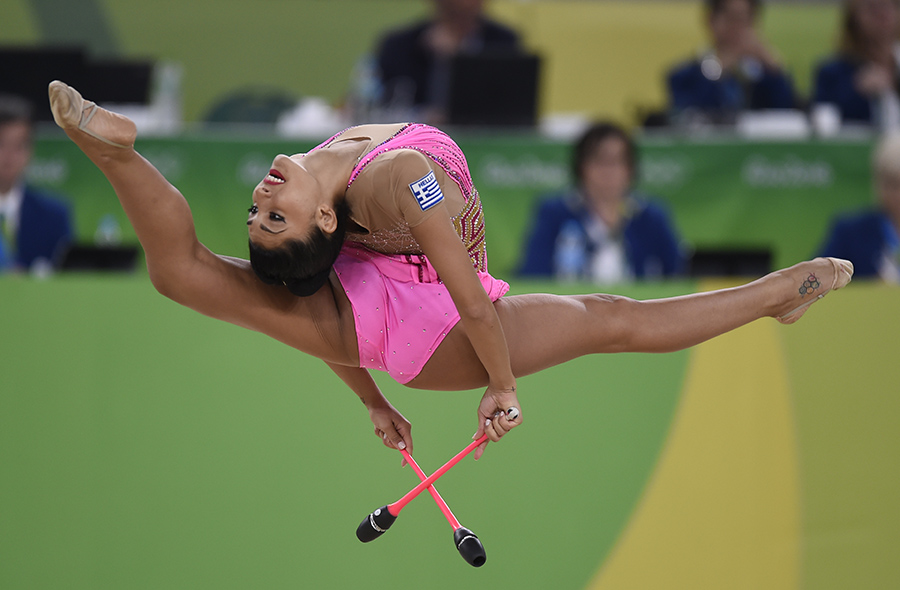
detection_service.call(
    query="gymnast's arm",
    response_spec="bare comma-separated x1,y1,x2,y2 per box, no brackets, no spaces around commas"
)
325,362,413,455
365,150,520,423
68,140,348,361
409,206,521,445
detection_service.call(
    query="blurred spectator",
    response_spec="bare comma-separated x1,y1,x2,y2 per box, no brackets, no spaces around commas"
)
0,213,9,271
818,133,900,281
0,94,73,272
812,0,900,131
666,0,796,124
372,0,521,124
518,122,687,283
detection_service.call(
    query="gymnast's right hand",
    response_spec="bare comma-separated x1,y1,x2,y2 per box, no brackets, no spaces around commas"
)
473,385,523,460
369,399,413,461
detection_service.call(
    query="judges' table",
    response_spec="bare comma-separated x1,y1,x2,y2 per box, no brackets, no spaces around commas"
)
31,131,875,276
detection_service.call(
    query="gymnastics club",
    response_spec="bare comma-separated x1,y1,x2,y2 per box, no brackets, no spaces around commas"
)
356,434,488,544
400,447,486,567
356,407,519,547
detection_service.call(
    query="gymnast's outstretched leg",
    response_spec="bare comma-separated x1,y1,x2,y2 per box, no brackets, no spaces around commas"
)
49,80,355,361
411,257,852,391
48,80,203,288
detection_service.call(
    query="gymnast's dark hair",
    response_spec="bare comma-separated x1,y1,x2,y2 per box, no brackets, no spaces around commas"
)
248,200,351,297
571,121,637,186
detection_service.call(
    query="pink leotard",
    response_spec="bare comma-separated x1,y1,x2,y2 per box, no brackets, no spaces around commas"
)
334,242,508,384
314,123,507,384
313,123,488,271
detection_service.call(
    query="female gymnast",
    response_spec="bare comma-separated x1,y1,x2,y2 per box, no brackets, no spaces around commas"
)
48,80,852,460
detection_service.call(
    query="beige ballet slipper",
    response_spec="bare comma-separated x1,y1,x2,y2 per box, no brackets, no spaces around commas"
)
776,257,854,324
48,80,136,149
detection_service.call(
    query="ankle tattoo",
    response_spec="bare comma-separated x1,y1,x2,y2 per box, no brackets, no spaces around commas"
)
798,274,821,297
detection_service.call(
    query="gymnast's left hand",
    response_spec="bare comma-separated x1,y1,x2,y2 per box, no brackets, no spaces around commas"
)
369,400,413,462
473,386,522,460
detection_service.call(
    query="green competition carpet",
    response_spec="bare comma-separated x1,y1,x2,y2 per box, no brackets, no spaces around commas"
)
2,275,898,589
0,276,687,589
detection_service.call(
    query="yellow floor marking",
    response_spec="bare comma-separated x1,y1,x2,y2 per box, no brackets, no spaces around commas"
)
587,314,801,589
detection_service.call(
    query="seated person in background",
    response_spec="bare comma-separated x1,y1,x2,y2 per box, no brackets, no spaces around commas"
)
0,94,73,272
518,122,687,283
374,0,521,124
0,216,9,271
812,0,900,130
818,133,900,281
667,0,796,122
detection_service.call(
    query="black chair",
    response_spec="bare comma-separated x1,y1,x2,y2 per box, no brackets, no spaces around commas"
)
689,247,772,278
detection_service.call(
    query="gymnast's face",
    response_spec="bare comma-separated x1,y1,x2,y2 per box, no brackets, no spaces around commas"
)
247,154,336,249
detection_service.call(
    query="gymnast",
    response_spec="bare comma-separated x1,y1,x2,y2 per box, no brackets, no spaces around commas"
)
47,80,852,461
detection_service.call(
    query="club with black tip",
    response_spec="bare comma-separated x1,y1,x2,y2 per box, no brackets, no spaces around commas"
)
401,447,486,567
356,433,488,543
356,406,519,558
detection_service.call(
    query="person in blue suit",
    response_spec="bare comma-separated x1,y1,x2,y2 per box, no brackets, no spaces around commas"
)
666,0,796,122
811,0,900,129
819,132,900,281
518,122,686,283
0,218,9,270
0,94,73,272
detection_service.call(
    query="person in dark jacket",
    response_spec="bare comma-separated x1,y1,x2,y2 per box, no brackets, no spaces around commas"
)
666,0,796,122
812,0,900,129
819,132,900,281
0,94,73,272
374,0,521,124
518,122,686,283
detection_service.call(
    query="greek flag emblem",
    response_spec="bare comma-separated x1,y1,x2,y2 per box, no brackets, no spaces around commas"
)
408,170,444,211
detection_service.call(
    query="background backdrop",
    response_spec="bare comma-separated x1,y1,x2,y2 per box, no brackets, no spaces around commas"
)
27,133,877,277
2,0,841,124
